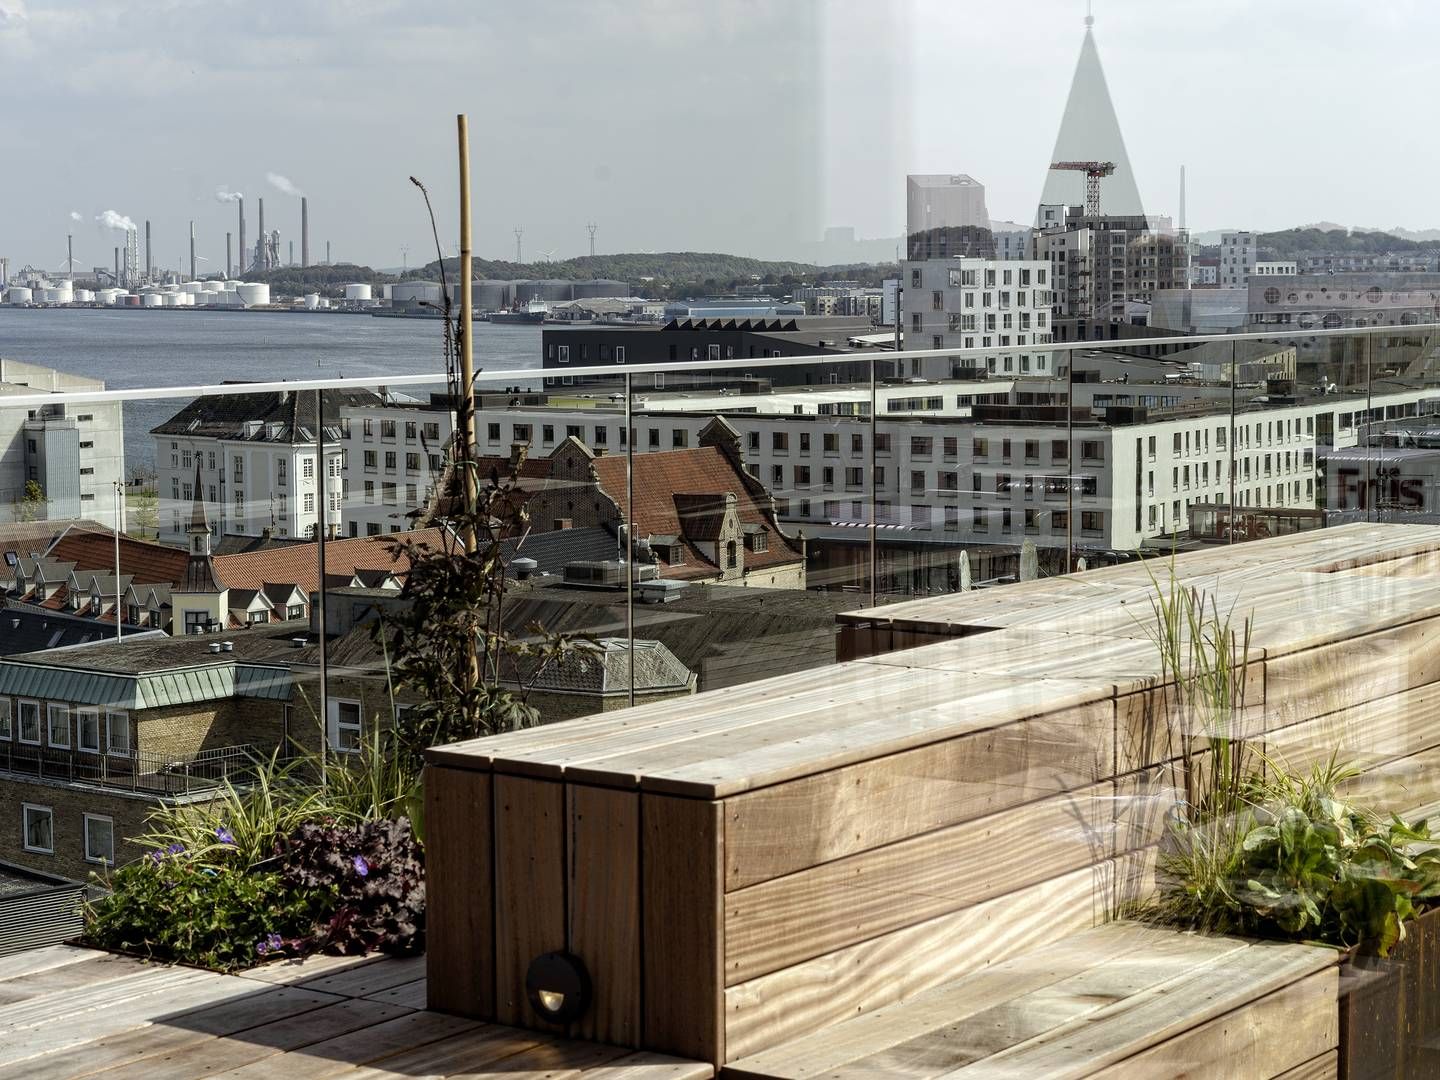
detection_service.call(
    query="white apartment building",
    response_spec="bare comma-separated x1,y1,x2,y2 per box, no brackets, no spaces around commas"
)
1255,261,1297,277
474,383,1430,556
0,360,125,530
1220,231,1256,288
152,389,378,544
901,257,1054,379
336,399,452,536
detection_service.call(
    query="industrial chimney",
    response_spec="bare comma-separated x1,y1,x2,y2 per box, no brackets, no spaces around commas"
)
226,232,232,278
238,198,246,275
257,197,266,271
67,234,73,282
113,247,119,285
301,196,309,267
189,221,196,281
145,220,152,281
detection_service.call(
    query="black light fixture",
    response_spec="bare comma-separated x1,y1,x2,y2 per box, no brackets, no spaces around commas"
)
525,951,591,1025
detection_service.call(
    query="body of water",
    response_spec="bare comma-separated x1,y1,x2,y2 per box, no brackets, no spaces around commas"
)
0,307,542,478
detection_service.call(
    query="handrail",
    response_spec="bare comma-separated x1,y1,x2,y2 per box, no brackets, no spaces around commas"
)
0,320,1437,407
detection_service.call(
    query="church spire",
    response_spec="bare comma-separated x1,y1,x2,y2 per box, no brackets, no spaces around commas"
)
179,462,221,595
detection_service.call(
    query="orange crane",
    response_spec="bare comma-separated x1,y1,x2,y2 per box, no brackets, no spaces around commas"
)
1050,160,1115,217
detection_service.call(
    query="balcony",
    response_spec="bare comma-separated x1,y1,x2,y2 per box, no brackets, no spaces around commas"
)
0,742,263,796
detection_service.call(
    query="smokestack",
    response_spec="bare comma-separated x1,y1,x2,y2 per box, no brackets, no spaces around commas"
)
288,240,294,266
258,197,265,271
145,220,152,280
226,232,232,277
67,234,73,282
326,240,330,265
114,246,119,284
238,198,246,275
189,221,196,281
301,196,309,267
1178,165,1187,232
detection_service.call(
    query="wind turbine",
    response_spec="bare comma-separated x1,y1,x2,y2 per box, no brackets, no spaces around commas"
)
538,249,557,262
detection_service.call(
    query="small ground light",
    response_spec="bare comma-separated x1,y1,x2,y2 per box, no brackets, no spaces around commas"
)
525,951,591,1024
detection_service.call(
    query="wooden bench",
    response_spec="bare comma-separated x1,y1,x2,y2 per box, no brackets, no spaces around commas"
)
421,523,1440,1073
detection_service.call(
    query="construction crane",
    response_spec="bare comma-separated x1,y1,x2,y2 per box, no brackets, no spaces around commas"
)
1050,160,1115,217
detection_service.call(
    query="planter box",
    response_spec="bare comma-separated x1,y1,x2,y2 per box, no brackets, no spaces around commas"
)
1340,905,1440,1079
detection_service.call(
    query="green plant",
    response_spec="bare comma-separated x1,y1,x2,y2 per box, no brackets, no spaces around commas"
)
317,726,424,840
86,851,333,972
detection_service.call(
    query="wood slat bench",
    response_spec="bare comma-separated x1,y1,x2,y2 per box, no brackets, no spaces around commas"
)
422,523,1440,1073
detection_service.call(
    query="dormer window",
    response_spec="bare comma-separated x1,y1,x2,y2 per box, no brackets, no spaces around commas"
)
744,530,768,553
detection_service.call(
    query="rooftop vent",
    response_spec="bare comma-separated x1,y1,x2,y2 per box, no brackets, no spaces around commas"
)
511,557,538,580
221,640,234,652
208,642,222,654
291,637,308,648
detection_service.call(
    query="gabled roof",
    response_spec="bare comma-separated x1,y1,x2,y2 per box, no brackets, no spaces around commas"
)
589,446,801,578
47,529,188,586
212,527,449,594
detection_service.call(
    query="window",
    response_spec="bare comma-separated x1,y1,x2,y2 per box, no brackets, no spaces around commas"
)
329,699,362,753
726,541,738,569
911,436,933,456
382,483,397,505
772,431,789,452
972,437,989,459
846,467,865,488
384,452,397,470
800,432,811,453
671,429,686,448
0,700,8,740
406,453,420,471
22,805,52,854
302,456,315,479
363,450,377,470
1080,440,1104,462
1081,511,1104,533
107,710,130,755
851,433,864,454
17,700,40,744
84,814,114,865
823,433,838,453
795,465,811,485
304,493,316,513
46,703,69,748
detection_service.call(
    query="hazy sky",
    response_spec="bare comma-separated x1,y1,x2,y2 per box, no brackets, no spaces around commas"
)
1,0,1436,272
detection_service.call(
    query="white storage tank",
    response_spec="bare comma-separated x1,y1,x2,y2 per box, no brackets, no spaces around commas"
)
141,293,163,307
161,293,180,307
343,283,372,301
202,280,224,293
223,280,242,290
302,292,321,310
236,283,270,307
96,288,119,306
7,287,32,304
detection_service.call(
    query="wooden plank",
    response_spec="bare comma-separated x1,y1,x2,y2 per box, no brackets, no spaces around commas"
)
9,986,345,1080
1084,969,1338,1080
239,952,387,986
567,783,641,1045
947,943,1337,1079
1343,745,1440,815
723,700,1115,891
362,978,427,1010
721,924,1202,1079
0,944,99,984
423,764,494,1019
0,965,212,1036
493,774,566,1028
209,1010,479,1079
339,1024,548,1079
294,955,425,999
1116,660,1266,775
1264,681,1440,776
1266,616,1440,730
643,794,724,1065
87,997,411,1080
581,1053,714,1079
1269,1050,1339,1080
0,952,152,1005
722,857,1132,1063
0,969,263,1068
723,782,1115,985
817,930,1252,1079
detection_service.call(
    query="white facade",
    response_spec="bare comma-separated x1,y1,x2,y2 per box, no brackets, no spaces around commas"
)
336,403,452,536
1255,261,1297,277
0,360,125,530
156,435,342,544
476,385,1429,555
1220,231,1256,288
901,258,1054,379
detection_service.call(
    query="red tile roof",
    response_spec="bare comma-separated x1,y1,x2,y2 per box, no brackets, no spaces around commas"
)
47,530,190,586
589,447,801,577
212,527,449,594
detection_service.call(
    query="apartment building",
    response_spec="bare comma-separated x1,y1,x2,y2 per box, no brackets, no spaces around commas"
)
0,359,125,530
901,257,1055,379
475,383,1430,571
1255,260,1297,277
152,387,381,544
1034,210,1187,321
1220,231,1256,288
336,396,452,536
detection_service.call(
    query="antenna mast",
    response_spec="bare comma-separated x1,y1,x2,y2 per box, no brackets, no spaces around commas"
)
587,222,597,257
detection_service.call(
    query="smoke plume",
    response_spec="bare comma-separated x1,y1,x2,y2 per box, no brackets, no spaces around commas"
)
215,186,243,203
68,210,82,222
266,172,304,197
95,210,136,231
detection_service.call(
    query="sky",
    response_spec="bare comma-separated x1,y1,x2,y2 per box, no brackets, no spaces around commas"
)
1,0,1437,272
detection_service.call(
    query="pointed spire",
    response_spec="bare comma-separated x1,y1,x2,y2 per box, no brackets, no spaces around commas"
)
179,462,221,595
187,461,210,537
1040,7,1147,220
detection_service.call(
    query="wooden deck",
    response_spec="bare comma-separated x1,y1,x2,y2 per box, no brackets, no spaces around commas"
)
0,946,712,1080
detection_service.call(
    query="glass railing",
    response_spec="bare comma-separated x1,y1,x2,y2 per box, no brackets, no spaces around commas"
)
0,320,1437,878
